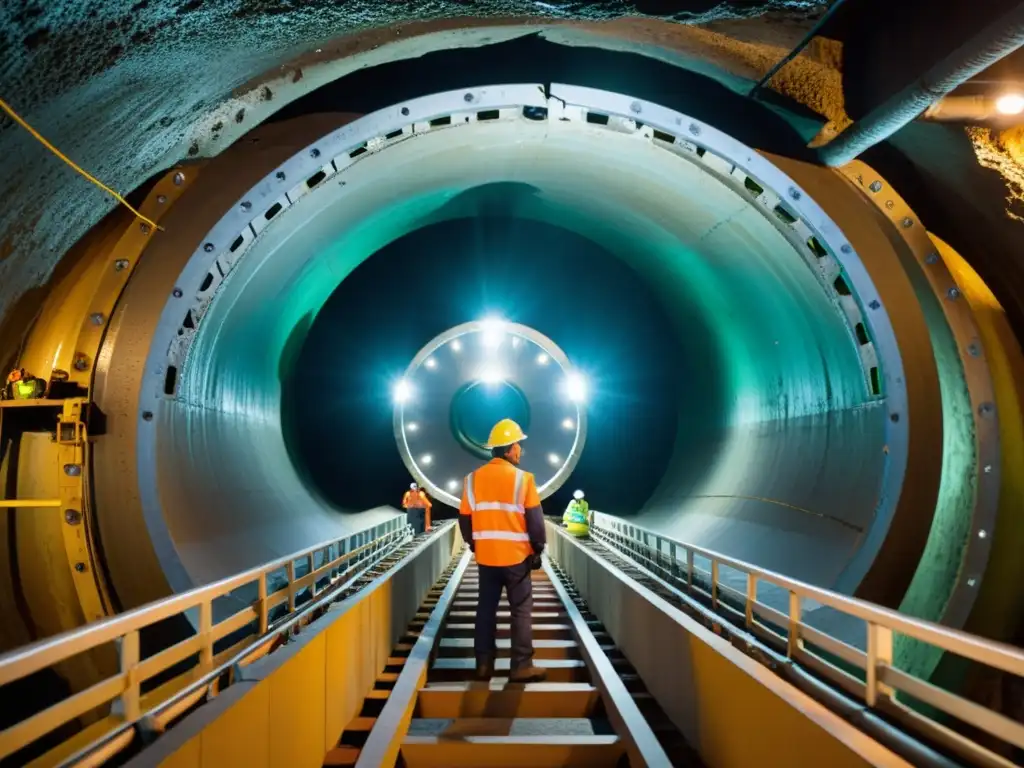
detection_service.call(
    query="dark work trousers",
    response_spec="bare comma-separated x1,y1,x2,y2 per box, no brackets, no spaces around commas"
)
475,557,534,670
407,508,426,536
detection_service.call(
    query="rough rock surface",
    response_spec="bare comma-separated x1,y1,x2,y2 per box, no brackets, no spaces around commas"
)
0,1,827,322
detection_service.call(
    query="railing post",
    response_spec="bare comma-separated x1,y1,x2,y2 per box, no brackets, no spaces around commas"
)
199,600,213,673
787,592,802,657
686,549,694,588
745,574,757,627
119,630,141,723
866,623,894,707
308,553,317,597
669,542,678,580
711,560,719,609
286,561,296,612
257,572,269,635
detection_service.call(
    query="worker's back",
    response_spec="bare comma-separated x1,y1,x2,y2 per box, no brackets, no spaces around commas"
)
462,458,538,567
563,498,590,537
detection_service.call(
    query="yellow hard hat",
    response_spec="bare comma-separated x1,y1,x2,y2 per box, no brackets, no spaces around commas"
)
486,418,527,448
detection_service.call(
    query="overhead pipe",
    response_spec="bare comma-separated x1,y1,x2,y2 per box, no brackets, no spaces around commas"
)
819,4,1024,167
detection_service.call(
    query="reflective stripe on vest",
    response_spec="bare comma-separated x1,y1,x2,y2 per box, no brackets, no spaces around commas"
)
464,465,532,565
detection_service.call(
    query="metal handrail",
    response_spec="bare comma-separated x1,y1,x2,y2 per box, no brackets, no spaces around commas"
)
0,514,410,762
590,511,1024,767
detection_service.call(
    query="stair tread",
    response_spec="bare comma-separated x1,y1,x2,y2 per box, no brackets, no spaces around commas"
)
407,717,605,737
433,657,585,669
439,638,577,649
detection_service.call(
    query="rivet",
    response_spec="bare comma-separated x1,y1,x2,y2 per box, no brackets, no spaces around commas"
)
925,252,938,264
172,288,183,298
688,123,701,136
788,188,801,201
978,402,994,417
142,411,154,421
890,412,900,423
74,562,87,573
967,342,980,357
401,106,410,116
630,100,642,114
73,354,90,372
841,244,852,254
173,171,185,186
463,92,474,103
947,287,960,300
90,312,105,325
869,181,882,193
978,529,987,539
156,194,167,204
114,259,130,271
901,217,913,228
869,299,881,310
241,201,252,211
885,200,895,210
64,464,81,477
203,242,215,253
139,222,151,234
276,171,286,181
967,578,976,587
983,464,993,474
310,148,320,158
64,509,82,525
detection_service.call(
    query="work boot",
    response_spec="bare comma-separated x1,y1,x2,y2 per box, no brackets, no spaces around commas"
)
475,654,496,681
509,665,547,683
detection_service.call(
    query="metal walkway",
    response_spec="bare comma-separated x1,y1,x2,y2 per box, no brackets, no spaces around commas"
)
0,516,1022,767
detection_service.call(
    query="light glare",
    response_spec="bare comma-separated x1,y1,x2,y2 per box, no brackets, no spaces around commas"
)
995,92,1024,115
480,317,505,349
406,422,419,432
393,379,413,404
451,339,462,352
420,454,433,466
547,453,560,465
425,357,437,369
447,479,459,492
564,372,588,403
561,418,575,430
536,353,549,366
478,367,505,385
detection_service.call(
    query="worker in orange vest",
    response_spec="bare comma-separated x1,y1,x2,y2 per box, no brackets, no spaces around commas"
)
402,482,431,536
459,418,547,683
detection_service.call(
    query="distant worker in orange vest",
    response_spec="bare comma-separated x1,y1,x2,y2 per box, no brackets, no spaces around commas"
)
402,482,431,536
459,418,547,683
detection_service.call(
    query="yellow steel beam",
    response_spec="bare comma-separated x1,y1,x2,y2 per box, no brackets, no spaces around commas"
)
0,500,61,508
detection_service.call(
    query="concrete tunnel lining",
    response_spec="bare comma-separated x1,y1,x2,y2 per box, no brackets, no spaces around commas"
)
94,85,909,609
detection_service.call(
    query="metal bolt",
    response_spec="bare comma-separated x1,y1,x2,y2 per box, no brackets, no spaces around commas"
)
983,464,993,474
630,100,642,114
688,123,701,136
73,354,90,371
114,259,130,271
885,200,894,210
203,242,215,253
901,217,913,229
139,222,151,234
276,171,286,181
925,252,938,264
947,287,961,300
869,181,882,193
173,171,185,186
157,194,167,204
463,92,474,103
788,188,801,201
142,411,154,422
173,288,183,298
869,299,881,310
310,148,320,158
401,107,410,116
841,244,852,254
967,342,980,357
241,201,252,211
890,412,900,423
64,509,82,525
74,562,87,573
64,464,81,477
978,402,994,417
967,578,976,587
978,529,987,539
90,312,105,326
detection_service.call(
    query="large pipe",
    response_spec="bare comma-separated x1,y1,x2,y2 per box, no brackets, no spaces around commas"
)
819,4,1024,167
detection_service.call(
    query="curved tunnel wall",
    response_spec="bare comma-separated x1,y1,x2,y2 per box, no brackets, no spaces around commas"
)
93,86,922,616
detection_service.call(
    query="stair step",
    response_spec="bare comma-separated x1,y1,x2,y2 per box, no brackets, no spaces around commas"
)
400,734,623,767
416,682,599,718
431,657,588,682
323,744,360,767
443,623,573,639
437,638,580,659
448,611,563,621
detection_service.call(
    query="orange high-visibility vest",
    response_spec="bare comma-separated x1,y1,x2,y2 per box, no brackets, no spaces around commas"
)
460,459,540,567
402,490,429,509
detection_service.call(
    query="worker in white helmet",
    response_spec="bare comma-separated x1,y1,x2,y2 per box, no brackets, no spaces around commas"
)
402,482,431,535
562,489,590,537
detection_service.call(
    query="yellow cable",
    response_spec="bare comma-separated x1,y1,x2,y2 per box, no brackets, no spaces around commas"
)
0,96,162,231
